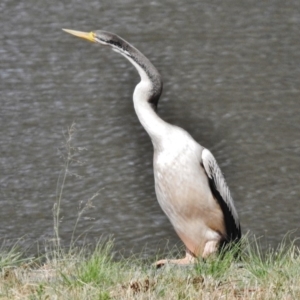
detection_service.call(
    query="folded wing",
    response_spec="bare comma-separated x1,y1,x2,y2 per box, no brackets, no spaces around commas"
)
201,148,241,242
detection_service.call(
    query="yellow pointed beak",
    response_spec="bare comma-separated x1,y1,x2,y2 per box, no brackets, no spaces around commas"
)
62,29,96,42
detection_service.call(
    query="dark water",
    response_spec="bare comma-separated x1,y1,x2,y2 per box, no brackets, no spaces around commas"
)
1,0,300,255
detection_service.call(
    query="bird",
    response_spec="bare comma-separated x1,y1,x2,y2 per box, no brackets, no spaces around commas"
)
63,28,241,266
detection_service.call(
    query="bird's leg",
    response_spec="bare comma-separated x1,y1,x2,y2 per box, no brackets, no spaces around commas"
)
155,249,196,268
154,240,220,267
202,240,219,258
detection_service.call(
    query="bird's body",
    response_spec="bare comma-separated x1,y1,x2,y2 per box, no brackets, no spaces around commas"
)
63,29,241,265
154,132,225,257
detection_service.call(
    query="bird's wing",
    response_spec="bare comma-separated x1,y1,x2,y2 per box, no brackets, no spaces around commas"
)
201,148,241,241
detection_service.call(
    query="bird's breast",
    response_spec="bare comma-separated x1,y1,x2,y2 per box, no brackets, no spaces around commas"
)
152,134,226,248
154,144,211,213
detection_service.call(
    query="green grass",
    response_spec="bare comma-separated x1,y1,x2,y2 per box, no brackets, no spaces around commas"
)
0,236,300,299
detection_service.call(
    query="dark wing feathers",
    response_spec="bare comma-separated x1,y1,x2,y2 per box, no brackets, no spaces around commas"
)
201,148,241,242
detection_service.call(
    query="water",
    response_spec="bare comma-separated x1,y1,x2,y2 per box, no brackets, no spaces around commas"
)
1,0,299,255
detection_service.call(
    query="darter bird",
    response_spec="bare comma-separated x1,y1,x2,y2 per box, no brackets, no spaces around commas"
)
63,29,241,266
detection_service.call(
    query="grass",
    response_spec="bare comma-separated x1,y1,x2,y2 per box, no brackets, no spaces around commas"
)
0,237,300,299
1,124,299,299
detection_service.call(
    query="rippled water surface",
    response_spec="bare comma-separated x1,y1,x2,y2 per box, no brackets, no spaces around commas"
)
1,0,300,255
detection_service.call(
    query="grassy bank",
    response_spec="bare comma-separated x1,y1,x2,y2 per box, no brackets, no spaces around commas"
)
0,237,299,299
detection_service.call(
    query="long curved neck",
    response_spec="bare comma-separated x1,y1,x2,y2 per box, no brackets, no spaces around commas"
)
109,35,172,148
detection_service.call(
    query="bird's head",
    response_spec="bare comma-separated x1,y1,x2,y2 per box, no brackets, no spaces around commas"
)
63,29,130,56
